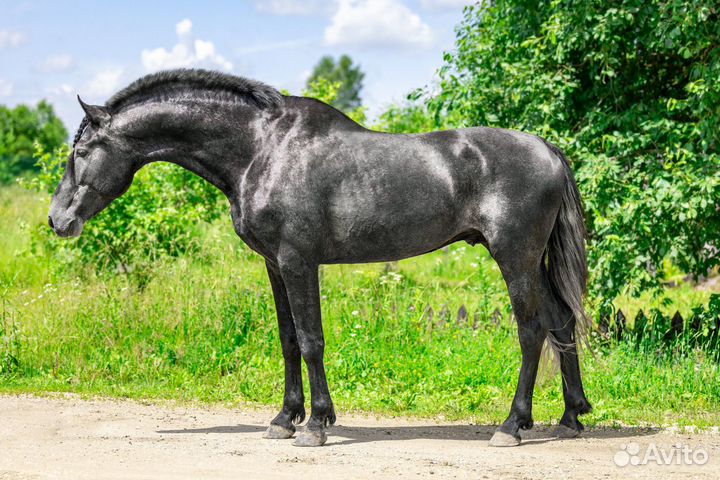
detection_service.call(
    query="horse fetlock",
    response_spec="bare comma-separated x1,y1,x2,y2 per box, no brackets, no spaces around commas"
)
564,391,591,410
507,407,533,431
306,408,336,431
270,403,305,430
325,406,337,427
324,413,335,428
519,417,534,430
558,410,585,433
309,399,335,421
292,407,306,425
576,398,593,415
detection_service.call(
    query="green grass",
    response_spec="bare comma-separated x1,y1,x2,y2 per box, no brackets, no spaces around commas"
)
1,186,719,427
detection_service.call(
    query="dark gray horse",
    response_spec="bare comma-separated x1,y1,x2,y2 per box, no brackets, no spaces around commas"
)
49,69,592,447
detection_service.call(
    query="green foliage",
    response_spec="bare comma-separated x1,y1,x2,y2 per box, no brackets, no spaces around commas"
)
302,77,340,106
24,143,225,275
687,293,720,349
413,0,720,305
303,77,367,125
0,306,20,375
375,97,439,134
0,101,67,183
307,54,365,112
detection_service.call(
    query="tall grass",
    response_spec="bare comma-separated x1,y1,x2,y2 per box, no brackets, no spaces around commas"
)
1,186,719,426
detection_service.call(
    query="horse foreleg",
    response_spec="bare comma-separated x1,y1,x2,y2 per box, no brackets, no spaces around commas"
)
263,261,306,439
277,252,335,447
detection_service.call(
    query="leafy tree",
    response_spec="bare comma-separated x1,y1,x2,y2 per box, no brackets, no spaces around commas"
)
307,55,365,112
0,101,67,183
401,0,719,306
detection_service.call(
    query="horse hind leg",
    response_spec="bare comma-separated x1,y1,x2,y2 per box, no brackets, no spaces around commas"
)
541,298,592,438
489,254,547,447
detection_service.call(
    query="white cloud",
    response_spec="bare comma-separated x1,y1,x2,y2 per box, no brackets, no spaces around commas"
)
84,67,124,97
141,19,233,72
324,0,433,49
0,30,26,49
176,18,193,36
420,0,476,9
254,0,333,15
0,79,13,97
38,54,74,72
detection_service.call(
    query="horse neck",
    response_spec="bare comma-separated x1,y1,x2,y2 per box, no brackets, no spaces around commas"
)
121,99,269,196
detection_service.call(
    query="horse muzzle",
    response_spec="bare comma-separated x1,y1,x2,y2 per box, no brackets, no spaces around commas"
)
48,214,84,238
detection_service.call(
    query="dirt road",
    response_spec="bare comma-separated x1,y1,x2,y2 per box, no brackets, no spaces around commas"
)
0,394,718,479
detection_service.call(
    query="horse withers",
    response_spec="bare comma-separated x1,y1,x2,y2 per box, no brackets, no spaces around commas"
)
49,69,592,447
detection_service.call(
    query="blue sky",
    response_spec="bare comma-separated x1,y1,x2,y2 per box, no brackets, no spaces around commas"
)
0,0,474,134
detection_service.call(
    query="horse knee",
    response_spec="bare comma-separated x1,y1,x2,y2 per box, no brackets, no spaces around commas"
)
280,333,300,355
298,337,324,363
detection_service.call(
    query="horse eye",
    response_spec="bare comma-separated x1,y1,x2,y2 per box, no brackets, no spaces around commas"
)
76,148,88,158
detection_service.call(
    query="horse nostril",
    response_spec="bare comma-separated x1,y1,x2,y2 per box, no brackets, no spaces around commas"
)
48,216,54,229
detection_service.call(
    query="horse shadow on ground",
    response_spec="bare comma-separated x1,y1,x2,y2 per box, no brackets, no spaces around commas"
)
157,423,661,447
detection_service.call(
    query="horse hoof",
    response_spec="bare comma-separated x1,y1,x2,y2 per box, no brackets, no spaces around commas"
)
489,430,521,447
263,424,295,439
292,430,327,447
552,424,580,439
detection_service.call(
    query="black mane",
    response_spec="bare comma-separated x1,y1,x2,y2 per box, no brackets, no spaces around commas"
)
73,68,283,146
107,68,283,110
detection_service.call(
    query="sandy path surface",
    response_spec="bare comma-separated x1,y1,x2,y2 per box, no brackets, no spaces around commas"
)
0,394,718,479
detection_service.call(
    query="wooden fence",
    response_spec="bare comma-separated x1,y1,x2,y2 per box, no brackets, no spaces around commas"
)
423,304,716,342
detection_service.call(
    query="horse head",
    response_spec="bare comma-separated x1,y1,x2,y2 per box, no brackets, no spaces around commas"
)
48,96,138,237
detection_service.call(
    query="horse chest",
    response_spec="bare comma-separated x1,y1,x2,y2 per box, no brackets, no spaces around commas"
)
229,199,283,259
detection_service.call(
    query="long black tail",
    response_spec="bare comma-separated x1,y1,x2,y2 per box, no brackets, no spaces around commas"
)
543,141,590,350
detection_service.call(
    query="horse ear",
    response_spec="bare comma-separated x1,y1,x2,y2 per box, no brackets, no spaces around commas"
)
77,95,111,126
